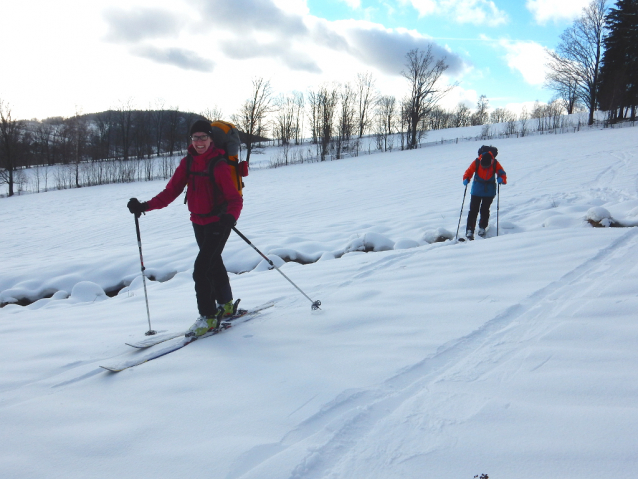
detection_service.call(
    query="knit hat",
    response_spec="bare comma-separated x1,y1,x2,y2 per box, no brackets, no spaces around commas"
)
480,151,493,168
190,120,214,136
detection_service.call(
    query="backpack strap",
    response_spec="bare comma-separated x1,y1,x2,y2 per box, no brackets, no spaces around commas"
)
473,156,497,194
183,153,229,217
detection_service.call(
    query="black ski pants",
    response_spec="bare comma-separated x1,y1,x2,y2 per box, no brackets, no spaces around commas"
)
466,194,494,231
192,222,232,317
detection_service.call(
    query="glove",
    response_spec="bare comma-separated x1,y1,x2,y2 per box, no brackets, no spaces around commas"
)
219,213,236,227
497,177,504,184
127,198,148,217
463,179,469,186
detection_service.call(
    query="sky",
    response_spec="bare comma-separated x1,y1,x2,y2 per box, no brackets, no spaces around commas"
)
0,0,596,121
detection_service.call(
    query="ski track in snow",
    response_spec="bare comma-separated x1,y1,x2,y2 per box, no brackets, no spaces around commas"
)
228,227,638,479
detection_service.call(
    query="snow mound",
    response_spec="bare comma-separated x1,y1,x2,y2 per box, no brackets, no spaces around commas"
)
343,232,395,253
586,207,618,227
422,228,454,243
69,281,107,303
586,206,612,222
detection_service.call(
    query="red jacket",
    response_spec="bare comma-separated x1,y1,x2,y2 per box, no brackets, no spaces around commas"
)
463,159,507,184
146,144,243,225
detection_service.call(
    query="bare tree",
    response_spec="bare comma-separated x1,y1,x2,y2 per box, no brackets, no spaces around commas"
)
114,99,135,161
401,47,455,149
200,105,224,122
490,107,512,124
545,0,607,125
519,106,530,136
545,74,580,114
0,99,24,196
232,77,273,164
375,95,397,152
165,107,181,157
317,84,339,161
67,107,89,188
292,91,305,145
452,102,472,127
471,95,490,125
531,100,550,131
273,94,296,146
307,89,320,146
336,83,357,159
355,72,378,139
150,100,166,157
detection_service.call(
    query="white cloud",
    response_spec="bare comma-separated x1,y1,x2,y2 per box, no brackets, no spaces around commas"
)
441,85,479,109
400,0,508,26
497,38,549,85
400,0,438,16
271,0,310,16
526,0,591,24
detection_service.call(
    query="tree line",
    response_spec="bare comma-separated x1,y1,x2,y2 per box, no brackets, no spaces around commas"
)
545,0,637,125
0,99,204,195
5,0,635,198
1,46,462,195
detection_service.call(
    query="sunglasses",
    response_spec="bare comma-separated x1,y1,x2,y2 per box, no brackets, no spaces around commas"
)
191,134,210,142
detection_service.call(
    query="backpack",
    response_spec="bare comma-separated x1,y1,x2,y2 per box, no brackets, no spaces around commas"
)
478,144,498,159
208,120,248,196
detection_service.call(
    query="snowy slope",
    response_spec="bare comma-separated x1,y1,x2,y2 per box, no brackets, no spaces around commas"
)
1,125,637,479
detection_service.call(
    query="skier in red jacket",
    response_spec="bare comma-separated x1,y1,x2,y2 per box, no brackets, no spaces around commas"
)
462,145,507,240
127,120,243,336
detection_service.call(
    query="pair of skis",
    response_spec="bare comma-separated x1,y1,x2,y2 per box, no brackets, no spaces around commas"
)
100,302,274,372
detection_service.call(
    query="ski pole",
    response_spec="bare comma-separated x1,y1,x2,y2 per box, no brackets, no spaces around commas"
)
134,215,156,335
497,183,500,237
455,184,468,242
232,226,322,311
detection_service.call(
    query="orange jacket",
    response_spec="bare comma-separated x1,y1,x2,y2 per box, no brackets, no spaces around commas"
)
463,156,506,197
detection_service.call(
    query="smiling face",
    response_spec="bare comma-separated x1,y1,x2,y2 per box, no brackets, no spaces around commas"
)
191,133,212,154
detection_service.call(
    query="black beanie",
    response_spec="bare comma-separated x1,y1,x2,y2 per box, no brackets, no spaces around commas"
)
190,120,213,136
480,151,493,167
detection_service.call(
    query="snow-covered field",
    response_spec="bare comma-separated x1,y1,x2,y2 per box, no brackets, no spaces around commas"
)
1,124,637,479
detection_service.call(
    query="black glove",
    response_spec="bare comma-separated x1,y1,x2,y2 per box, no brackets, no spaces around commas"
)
219,213,236,227
127,198,148,217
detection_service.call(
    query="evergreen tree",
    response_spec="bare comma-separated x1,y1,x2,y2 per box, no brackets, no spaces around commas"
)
598,0,638,121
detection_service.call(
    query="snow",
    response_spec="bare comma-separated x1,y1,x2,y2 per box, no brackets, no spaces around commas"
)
1,124,638,478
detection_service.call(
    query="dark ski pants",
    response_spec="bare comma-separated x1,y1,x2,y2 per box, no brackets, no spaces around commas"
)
192,222,232,317
466,194,495,231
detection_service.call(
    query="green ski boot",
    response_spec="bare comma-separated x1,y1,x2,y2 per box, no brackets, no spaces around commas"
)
187,315,219,337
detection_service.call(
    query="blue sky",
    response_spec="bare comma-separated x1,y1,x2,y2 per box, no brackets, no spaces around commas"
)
0,0,594,121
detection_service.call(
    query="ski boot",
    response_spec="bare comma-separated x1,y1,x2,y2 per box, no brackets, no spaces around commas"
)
477,227,486,238
187,315,218,337
218,300,237,319
466,229,474,241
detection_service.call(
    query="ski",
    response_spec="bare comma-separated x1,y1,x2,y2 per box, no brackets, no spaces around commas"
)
100,302,274,372
125,301,274,349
